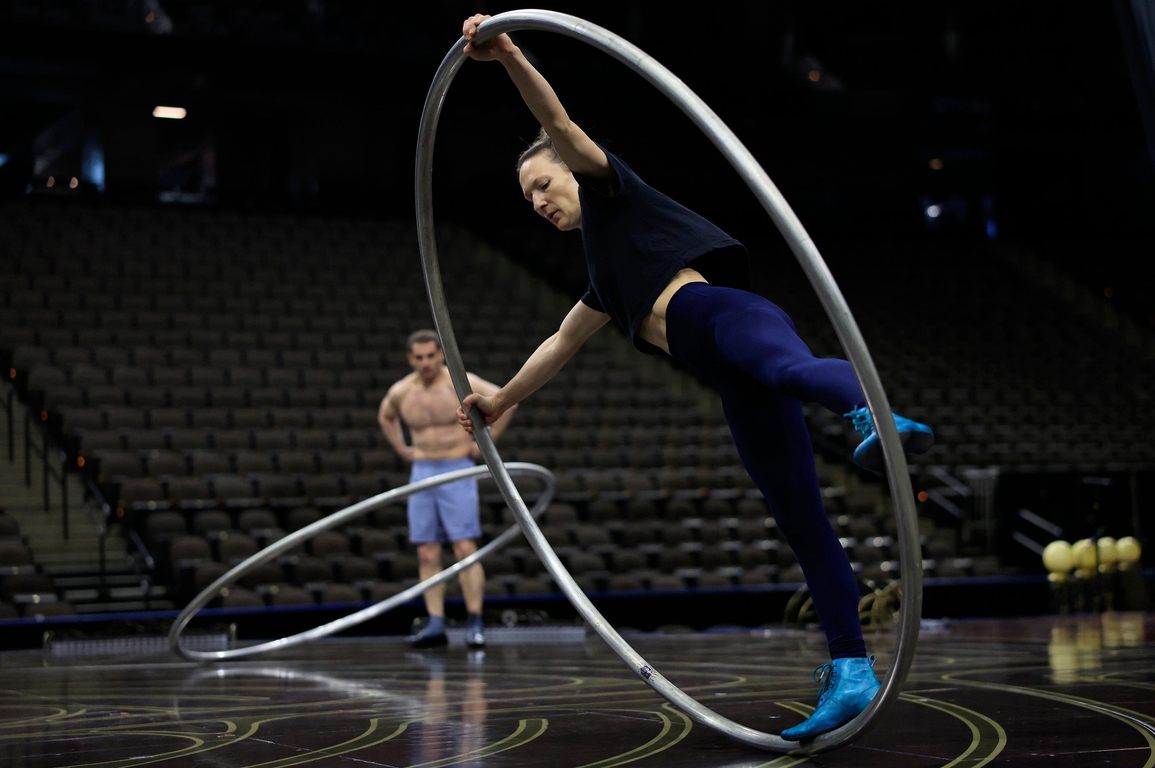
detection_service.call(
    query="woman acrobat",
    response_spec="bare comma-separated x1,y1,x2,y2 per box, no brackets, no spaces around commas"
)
453,14,933,739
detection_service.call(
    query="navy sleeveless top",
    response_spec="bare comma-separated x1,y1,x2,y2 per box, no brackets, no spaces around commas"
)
574,148,749,354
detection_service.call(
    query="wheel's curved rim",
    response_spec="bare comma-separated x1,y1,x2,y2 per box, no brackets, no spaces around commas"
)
415,10,921,754
168,462,556,661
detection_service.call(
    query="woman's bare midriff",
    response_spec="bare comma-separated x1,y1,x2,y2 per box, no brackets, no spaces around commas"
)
637,268,709,355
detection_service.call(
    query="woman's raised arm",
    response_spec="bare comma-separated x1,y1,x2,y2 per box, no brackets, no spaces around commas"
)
462,13,613,181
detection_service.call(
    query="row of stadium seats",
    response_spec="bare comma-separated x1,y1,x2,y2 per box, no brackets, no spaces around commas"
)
779,241,1155,471
21,380,690,412
169,528,986,609
0,511,77,619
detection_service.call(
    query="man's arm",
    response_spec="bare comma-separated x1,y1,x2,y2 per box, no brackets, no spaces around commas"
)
462,13,613,180
458,300,609,433
466,372,517,442
377,383,414,463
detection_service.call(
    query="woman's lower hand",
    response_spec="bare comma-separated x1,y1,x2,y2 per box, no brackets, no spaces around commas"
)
457,392,502,434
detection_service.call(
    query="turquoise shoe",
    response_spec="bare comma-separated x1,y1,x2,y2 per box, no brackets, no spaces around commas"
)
845,406,934,472
780,656,881,741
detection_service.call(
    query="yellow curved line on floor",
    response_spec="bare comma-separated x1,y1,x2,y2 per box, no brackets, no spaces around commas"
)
458,676,754,709
0,702,195,725
1089,675,1155,693
165,690,432,721
62,732,206,768
944,671,1155,727
100,722,286,768
749,757,810,768
2,685,807,751
455,681,816,719
0,705,71,728
404,718,548,768
779,695,1007,768
946,678,1155,768
900,694,1007,768
46,708,87,722
159,675,587,717
564,663,752,688
1,668,756,731
574,704,693,768
0,706,356,742
55,712,373,768
471,682,814,713
136,713,389,768
763,701,815,767
239,718,408,768
775,701,815,719
23,690,273,701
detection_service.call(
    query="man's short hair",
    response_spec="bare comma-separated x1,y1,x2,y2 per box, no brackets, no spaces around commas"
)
406,329,442,352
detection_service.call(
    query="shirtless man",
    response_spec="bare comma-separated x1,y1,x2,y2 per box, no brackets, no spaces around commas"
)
378,329,516,648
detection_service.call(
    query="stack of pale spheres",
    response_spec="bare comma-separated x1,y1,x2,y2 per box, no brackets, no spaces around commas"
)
1042,536,1142,581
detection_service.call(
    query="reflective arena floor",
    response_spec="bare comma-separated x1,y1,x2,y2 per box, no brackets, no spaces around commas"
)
2,614,1153,767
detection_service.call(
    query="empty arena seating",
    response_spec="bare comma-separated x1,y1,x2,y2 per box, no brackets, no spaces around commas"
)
748,240,1155,474
0,202,999,612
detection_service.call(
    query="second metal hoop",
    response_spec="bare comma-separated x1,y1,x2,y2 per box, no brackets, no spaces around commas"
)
415,10,922,754
169,462,556,661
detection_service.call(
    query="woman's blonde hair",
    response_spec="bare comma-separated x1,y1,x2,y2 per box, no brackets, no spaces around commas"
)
516,127,566,171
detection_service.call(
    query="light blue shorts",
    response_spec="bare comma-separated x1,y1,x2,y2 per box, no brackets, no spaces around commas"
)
406,458,481,544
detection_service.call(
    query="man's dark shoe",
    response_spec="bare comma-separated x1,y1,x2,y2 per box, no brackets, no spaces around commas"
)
409,620,448,648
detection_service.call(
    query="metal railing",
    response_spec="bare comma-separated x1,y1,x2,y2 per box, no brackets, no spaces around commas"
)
5,385,14,463
4,381,156,593
21,408,70,537
5,381,71,520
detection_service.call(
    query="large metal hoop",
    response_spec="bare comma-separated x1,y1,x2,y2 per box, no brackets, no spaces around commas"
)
169,462,556,661
415,10,921,754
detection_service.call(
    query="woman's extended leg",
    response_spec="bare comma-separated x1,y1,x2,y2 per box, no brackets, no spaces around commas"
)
666,281,883,738
670,282,933,472
666,286,865,659
673,283,864,415
715,369,867,659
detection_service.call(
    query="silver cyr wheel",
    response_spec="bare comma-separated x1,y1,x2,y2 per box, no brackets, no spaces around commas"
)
414,9,921,754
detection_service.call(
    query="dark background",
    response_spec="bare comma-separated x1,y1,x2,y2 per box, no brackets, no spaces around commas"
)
1,0,1152,323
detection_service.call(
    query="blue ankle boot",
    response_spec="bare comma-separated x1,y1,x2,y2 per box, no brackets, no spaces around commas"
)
781,656,881,741
845,406,934,472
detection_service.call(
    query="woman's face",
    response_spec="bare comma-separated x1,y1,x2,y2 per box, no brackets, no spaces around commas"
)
518,154,582,231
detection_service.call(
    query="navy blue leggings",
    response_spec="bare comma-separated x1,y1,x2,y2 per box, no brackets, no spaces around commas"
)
666,283,866,659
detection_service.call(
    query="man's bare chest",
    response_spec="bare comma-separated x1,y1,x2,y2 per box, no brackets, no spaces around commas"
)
399,384,459,428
